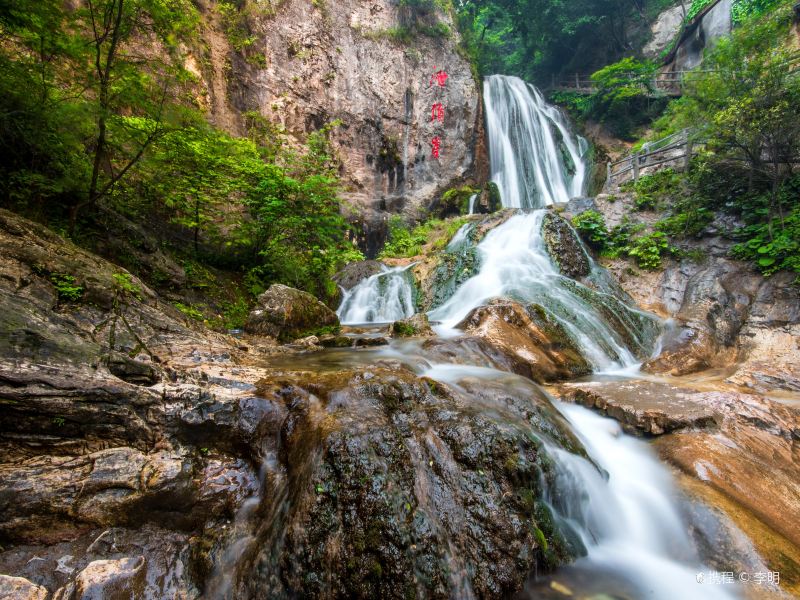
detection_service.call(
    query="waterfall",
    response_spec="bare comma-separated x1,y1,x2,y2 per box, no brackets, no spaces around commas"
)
533,403,737,600
484,75,587,208
467,193,477,215
427,75,658,369
428,211,658,369
337,265,416,324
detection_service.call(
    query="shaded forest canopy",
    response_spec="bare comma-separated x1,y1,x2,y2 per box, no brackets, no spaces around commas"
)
454,0,678,83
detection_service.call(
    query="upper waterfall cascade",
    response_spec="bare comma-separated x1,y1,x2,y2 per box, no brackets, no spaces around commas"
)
484,74,588,208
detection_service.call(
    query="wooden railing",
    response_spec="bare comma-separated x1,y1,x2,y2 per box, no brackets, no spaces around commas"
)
549,71,713,96
605,129,700,189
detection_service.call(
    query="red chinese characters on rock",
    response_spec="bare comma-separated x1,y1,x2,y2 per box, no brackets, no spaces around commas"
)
429,66,448,158
429,68,449,88
431,136,441,159
431,102,445,123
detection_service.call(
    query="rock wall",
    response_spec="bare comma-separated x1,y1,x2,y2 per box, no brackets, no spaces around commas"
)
190,0,482,232
664,0,732,71
572,194,800,394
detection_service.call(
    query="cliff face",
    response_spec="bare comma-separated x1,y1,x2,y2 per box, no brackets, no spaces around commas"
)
190,0,482,237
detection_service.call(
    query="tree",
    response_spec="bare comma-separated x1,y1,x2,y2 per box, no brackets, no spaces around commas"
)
67,0,198,232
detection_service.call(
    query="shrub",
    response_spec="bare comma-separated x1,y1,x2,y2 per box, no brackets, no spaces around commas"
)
627,232,670,270
50,273,83,302
571,210,609,250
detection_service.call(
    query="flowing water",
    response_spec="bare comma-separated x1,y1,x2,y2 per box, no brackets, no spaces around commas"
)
428,210,659,370
337,264,416,324
322,75,743,598
484,74,588,209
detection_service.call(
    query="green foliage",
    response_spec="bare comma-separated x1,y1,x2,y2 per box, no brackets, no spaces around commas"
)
379,216,430,258
585,58,665,139
731,176,800,277
112,273,142,300
571,210,609,250
174,302,205,321
548,91,592,120
731,0,781,23
625,168,684,211
646,2,800,277
50,273,83,302
379,216,469,258
626,231,669,269
243,120,363,303
572,210,670,269
454,0,648,84
686,0,716,21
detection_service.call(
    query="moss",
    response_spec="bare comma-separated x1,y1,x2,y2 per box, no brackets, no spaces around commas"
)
390,321,417,337
486,182,502,212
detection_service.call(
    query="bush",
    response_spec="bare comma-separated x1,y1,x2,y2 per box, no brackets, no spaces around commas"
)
627,232,670,270
571,210,609,250
50,273,83,302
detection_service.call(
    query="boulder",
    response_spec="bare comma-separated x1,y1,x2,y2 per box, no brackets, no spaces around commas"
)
389,313,434,337
455,299,591,382
244,284,339,341
541,212,591,279
654,390,800,549
318,334,354,348
333,261,385,291
0,575,47,600
352,336,389,347
232,365,585,598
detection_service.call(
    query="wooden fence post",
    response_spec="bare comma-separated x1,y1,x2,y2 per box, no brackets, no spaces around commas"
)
632,152,640,182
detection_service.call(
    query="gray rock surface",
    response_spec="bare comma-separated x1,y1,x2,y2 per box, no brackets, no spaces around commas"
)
244,283,339,341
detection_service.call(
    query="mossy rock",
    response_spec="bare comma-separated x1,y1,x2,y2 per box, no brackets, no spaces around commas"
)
244,284,339,342
541,212,591,279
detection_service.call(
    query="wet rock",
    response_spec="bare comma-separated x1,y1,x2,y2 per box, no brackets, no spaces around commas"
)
352,336,389,347
333,261,385,291
318,334,354,348
0,575,47,600
541,212,591,279
389,313,434,337
106,352,160,386
650,391,800,549
644,260,761,376
0,448,198,542
244,284,339,342
456,299,591,382
235,365,585,598
67,556,146,600
556,380,719,435
289,335,322,350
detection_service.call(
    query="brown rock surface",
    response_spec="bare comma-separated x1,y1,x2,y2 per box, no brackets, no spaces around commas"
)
454,299,592,382
557,380,719,435
0,575,47,600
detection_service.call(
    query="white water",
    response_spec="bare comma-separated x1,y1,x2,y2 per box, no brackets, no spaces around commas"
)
337,264,416,324
428,210,644,370
422,364,739,599
484,75,588,208
467,193,477,215
541,403,738,599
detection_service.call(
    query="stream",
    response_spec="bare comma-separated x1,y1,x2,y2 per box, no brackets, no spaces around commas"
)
329,74,745,598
